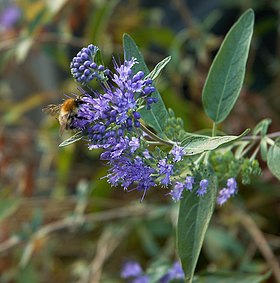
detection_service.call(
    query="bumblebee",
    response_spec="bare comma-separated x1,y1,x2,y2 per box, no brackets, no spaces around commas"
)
43,97,82,135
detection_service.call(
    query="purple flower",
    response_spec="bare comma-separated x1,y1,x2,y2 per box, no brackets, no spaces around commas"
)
185,176,195,191
132,275,150,283
197,179,208,196
121,261,150,283
70,44,109,84
107,156,156,194
227,177,237,194
121,261,143,278
217,188,231,205
70,58,156,150
158,159,173,186
170,182,185,202
170,145,185,162
160,262,184,283
217,177,238,205
129,137,140,152
142,149,152,159
0,4,21,30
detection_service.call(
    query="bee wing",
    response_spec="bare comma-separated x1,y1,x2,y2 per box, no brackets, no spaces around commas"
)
42,104,61,117
58,113,70,136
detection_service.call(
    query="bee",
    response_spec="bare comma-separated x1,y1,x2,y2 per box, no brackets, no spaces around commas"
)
43,97,82,135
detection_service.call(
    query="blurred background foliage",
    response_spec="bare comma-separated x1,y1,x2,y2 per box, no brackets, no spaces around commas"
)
0,0,279,282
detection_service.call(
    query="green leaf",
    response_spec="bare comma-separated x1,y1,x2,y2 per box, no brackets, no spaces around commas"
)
260,138,268,161
146,260,171,283
94,47,105,66
181,129,249,155
202,9,254,124
267,138,280,180
146,56,171,80
123,34,169,135
253,118,272,136
59,131,84,147
235,141,250,159
17,263,39,283
177,169,218,282
0,199,20,222
194,271,271,283
194,270,271,283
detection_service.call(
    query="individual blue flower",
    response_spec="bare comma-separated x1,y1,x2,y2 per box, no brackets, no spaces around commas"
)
143,149,152,159
170,182,185,202
227,177,237,194
158,159,173,186
0,4,21,30
129,137,140,152
121,261,143,278
132,275,150,283
217,177,238,205
70,44,109,84
185,176,195,191
170,145,185,162
217,187,231,205
197,179,208,196
160,262,185,283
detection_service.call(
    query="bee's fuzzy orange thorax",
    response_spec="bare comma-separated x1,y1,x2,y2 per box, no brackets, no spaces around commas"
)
61,98,76,112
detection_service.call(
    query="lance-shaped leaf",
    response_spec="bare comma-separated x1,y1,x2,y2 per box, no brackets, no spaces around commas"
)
181,129,249,155
59,131,84,147
123,34,169,135
177,169,218,282
267,138,280,180
202,9,254,124
145,56,171,80
253,118,271,136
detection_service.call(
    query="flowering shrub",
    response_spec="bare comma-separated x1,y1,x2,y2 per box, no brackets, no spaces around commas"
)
47,8,279,283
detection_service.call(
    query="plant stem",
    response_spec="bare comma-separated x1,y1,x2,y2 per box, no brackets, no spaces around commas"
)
212,123,217,137
140,123,175,146
241,131,280,141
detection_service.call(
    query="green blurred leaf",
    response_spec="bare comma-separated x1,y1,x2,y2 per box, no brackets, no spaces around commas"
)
181,129,249,155
123,34,168,135
177,169,218,282
202,9,254,124
253,118,272,136
87,0,119,43
204,227,244,266
235,141,250,159
194,270,271,283
146,56,171,80
146,260,171,283
267,138,280,180
0,199,20,222
17,263,39,283
54,143,75,196
3,94,45,124
46,0,68,14
15,36,33,63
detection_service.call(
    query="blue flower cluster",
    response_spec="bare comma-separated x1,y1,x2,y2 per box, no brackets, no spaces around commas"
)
121,261,184,283
70,44,110,84
104,143,186,200
67,44,212,201
71,58,157,150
